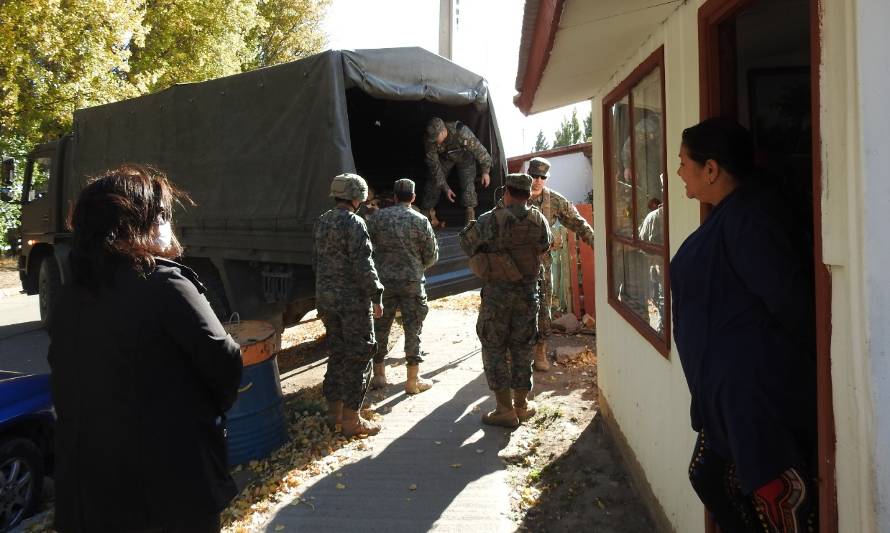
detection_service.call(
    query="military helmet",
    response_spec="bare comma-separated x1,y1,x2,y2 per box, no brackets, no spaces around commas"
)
329,173,369,202
505,173,533,192
426,117,446,143
527,156,551,178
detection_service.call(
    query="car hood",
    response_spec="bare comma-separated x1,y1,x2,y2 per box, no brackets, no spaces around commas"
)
0,372,53,426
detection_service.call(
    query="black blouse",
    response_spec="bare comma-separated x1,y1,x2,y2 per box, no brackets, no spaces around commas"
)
670,185,816,492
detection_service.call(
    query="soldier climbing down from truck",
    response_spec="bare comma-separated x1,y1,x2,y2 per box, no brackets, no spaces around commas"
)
421,117,493,229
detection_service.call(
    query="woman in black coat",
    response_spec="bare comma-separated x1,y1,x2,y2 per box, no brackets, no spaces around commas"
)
48,165,243,533
671,119,818,532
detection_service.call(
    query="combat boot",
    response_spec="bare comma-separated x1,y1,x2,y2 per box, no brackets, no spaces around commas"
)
513,389,538,422
427,208,443,229
482,389,519,428
405,364,433,394
370,362,387,389
326,400,343,431
464,206,476,225
533,341,550,372
340,407,381,437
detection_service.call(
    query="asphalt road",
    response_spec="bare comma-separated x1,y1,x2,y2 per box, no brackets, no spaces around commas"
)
0,293,50,375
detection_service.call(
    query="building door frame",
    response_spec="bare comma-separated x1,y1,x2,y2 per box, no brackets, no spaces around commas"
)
697,0,836,532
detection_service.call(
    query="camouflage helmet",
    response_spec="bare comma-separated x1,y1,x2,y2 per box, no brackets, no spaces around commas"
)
329,173,368,202
426,117,446,143
505,173,533,192
527,156,551,178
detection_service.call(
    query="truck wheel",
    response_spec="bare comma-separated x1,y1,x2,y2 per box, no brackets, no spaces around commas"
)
38,258,61,329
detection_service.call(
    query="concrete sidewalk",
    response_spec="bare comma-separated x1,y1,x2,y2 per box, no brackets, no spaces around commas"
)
265,307,516,533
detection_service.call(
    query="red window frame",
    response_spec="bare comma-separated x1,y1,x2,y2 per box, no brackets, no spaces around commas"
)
601,47,671,357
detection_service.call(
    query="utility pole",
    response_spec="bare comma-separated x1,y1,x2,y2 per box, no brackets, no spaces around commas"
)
439,0,454,59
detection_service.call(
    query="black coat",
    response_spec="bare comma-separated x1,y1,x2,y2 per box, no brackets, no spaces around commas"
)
670,186,816,493
48,259,243,532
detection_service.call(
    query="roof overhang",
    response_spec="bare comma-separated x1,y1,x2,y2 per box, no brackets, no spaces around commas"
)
514,0,681,115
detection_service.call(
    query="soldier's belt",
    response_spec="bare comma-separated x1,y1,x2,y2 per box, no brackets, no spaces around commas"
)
469,252,523,282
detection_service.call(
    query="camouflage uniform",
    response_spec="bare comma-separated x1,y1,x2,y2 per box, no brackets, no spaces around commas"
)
367,181,439,365
527,158,595,337
314,206,384,411
460,176,552,391
421,119,492,210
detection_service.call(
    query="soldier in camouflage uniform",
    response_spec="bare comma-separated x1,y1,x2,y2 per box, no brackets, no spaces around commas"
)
421,117,493,228
367,178,439,395
314,173,385,438
460,173,552,427
527,157,595,372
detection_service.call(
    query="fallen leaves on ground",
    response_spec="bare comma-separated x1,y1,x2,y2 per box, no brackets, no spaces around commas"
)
221,385,371,532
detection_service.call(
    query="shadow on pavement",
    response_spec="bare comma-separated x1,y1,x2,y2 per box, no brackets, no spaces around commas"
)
269,371,512,532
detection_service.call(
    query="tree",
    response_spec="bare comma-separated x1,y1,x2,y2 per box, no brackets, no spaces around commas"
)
533,130,550,152
552,109,582,148
245,0,330,70
583,114,592,141
0,0,329,251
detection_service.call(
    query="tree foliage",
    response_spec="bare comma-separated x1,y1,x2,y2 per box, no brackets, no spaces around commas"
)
533,130,550,152
583,114,592,141
0,0,329,251
552,109,582,148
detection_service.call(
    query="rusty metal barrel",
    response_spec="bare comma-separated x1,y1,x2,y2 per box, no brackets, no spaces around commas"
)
224,319,289,465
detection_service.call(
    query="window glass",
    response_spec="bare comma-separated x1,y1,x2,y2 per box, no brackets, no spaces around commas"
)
631,68,664,243
609,96,633,239
28,157,51,202
612,242,667,339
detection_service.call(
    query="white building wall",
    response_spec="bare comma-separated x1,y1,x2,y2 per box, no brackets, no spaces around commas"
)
584,0,888,531
519,151,593,203
589,2,705,532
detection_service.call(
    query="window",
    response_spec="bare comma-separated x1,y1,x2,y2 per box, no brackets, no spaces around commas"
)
602,47,670,356
26,157,51,202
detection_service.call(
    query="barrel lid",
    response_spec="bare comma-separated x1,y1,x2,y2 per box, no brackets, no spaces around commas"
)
224,320,276,346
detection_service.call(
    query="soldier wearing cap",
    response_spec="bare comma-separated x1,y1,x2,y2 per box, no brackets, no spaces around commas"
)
314,173,385,437
366,178,439,395
421,117,493,228
526,156,595,372
459,173,552,427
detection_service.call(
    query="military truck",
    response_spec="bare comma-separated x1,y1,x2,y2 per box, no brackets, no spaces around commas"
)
1,48,505,328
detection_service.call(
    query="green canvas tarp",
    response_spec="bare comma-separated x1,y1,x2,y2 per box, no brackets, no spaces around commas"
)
69,47,506,239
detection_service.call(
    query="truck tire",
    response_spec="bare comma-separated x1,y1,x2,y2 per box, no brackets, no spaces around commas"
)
38,257,61,329
180,259,231,322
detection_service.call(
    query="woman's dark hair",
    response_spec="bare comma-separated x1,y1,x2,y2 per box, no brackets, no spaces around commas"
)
507,186,530,201
68,164,193,290
681,118,755,182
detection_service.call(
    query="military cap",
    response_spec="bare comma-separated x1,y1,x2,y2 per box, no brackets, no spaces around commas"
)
329,173,368,201
393,178,415,194
505,173,533,192
527,156,551,178
426,117,446,143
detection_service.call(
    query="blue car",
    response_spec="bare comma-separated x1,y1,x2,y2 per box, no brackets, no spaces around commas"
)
0,372,53,531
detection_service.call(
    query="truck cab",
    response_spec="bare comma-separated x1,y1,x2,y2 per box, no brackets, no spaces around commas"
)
2,137,71,328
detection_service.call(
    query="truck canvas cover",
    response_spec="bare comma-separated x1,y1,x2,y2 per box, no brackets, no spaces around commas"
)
70,48,506,262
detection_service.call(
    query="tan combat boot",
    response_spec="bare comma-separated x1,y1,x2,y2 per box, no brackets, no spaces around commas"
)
533,341,550,372
513,389,538,422
482,389,519,428
326,400,343,431
405,364,433,394
340,407,381,437
427,208,443,229
370,362,387,389
464,207,476,226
